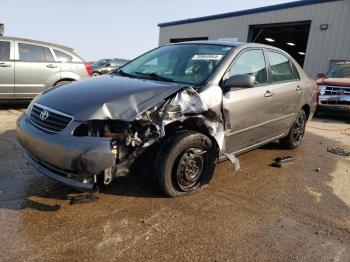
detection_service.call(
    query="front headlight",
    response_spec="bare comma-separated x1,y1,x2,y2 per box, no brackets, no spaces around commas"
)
319,85,326,95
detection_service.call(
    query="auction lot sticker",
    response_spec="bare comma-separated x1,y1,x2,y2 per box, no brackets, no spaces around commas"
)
192,54,224,60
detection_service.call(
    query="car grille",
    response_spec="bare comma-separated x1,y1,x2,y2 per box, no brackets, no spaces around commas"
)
29,103,73,133
324,86,350,95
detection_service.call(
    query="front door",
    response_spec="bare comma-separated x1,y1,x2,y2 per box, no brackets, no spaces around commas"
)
0,40,14,98
14,42,60,98
222,49,277,154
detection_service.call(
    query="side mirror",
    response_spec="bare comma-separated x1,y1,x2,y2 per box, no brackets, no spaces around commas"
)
223,74,255,90
105,63,111,67
317,73,325,79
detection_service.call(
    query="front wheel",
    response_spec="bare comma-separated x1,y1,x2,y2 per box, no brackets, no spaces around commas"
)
92,72,101,77
280,110,306,149
155,131,217,197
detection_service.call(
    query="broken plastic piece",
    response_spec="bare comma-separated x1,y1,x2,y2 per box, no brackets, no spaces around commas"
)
222,152,241,172
327,147,350,157
271,156,295,167
69,193,99,205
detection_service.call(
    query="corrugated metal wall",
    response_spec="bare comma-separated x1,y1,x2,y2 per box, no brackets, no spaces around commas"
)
159,0,350,78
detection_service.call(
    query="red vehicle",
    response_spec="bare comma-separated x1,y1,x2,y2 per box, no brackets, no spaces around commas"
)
317,62,350,112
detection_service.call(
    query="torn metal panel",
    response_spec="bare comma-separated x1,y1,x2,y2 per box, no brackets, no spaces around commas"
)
156,85,226,150
221,152,241,172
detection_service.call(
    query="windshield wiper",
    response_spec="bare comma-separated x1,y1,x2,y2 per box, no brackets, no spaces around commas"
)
134,72,175,82
114,69,134,78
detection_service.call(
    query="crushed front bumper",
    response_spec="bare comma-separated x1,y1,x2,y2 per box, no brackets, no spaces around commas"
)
16,113,115,191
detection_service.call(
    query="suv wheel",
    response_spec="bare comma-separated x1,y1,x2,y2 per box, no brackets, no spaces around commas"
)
54,80,72,87
155,131,217,197
280,110,306,149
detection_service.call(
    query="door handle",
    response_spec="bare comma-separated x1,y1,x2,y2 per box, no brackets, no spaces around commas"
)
296,85,303,93
46,64,58,68
264,90,274,98
0,62,11,67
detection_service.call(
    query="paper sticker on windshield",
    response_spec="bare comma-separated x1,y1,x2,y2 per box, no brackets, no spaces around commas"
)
192,54,224,61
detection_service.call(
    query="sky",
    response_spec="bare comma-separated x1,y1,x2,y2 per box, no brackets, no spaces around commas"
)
1,0,293,61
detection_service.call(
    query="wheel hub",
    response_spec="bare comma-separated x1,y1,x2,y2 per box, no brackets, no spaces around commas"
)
292,114,305,143
176,148,205,191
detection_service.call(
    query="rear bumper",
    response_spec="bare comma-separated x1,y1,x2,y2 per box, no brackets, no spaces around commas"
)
16,113,115,189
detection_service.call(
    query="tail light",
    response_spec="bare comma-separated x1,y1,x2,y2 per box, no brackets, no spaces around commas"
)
84,62,92,76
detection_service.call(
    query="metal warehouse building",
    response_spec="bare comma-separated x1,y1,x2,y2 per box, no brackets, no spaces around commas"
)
158,0,350,78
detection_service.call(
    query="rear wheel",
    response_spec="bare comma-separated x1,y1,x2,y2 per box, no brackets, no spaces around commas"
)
155,131,217,197
280,110,306,149
54,80,72,87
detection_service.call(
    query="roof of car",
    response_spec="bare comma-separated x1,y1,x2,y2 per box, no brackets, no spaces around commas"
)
172,40,282,50
172,40,242,47
0,36,74,52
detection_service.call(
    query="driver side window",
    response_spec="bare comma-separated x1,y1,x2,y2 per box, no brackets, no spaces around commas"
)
227,49,267,86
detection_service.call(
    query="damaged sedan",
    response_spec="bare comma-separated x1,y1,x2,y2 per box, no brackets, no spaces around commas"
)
17,41,317,197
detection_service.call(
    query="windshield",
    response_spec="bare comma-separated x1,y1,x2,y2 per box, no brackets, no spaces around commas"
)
117,44,232,85
325,64,350,78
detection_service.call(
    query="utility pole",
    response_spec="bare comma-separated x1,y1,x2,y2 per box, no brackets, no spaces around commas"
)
0,23,4,36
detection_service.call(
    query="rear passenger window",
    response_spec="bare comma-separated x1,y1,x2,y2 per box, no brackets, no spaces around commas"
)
19,43,46,62
228,49,267,85
267,51,299,82
54,49,73,62
0,41,10,60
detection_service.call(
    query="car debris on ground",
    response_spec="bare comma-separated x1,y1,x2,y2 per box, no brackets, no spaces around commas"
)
271,156,295,168
69,193,99,205
327,147,350,157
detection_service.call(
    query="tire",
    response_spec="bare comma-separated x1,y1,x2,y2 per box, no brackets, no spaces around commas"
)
92,72,101,77
54,80,72,87
155,131,217,197
280,110,307,149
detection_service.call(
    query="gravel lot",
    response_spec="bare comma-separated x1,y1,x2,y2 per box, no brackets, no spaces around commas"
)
1,103,350,261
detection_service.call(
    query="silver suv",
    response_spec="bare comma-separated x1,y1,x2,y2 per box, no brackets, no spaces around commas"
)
0,36,91,100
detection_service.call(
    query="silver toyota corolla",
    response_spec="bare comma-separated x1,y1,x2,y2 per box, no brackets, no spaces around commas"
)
16,41,317,197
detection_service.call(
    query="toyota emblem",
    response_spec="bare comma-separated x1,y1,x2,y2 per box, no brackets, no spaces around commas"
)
39,110,49,120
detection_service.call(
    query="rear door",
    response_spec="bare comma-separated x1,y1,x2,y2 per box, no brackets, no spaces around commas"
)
222,49,278,154
14,42,60,98
265,49,302,133
0,40,14,98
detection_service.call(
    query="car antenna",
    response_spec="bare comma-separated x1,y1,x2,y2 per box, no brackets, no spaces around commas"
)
252,28,264,43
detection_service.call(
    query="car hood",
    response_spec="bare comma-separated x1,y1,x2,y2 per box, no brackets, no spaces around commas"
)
37,74,187,121
317,77,350,87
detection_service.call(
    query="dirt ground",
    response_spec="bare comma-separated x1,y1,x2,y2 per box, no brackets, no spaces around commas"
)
1,103,350,262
